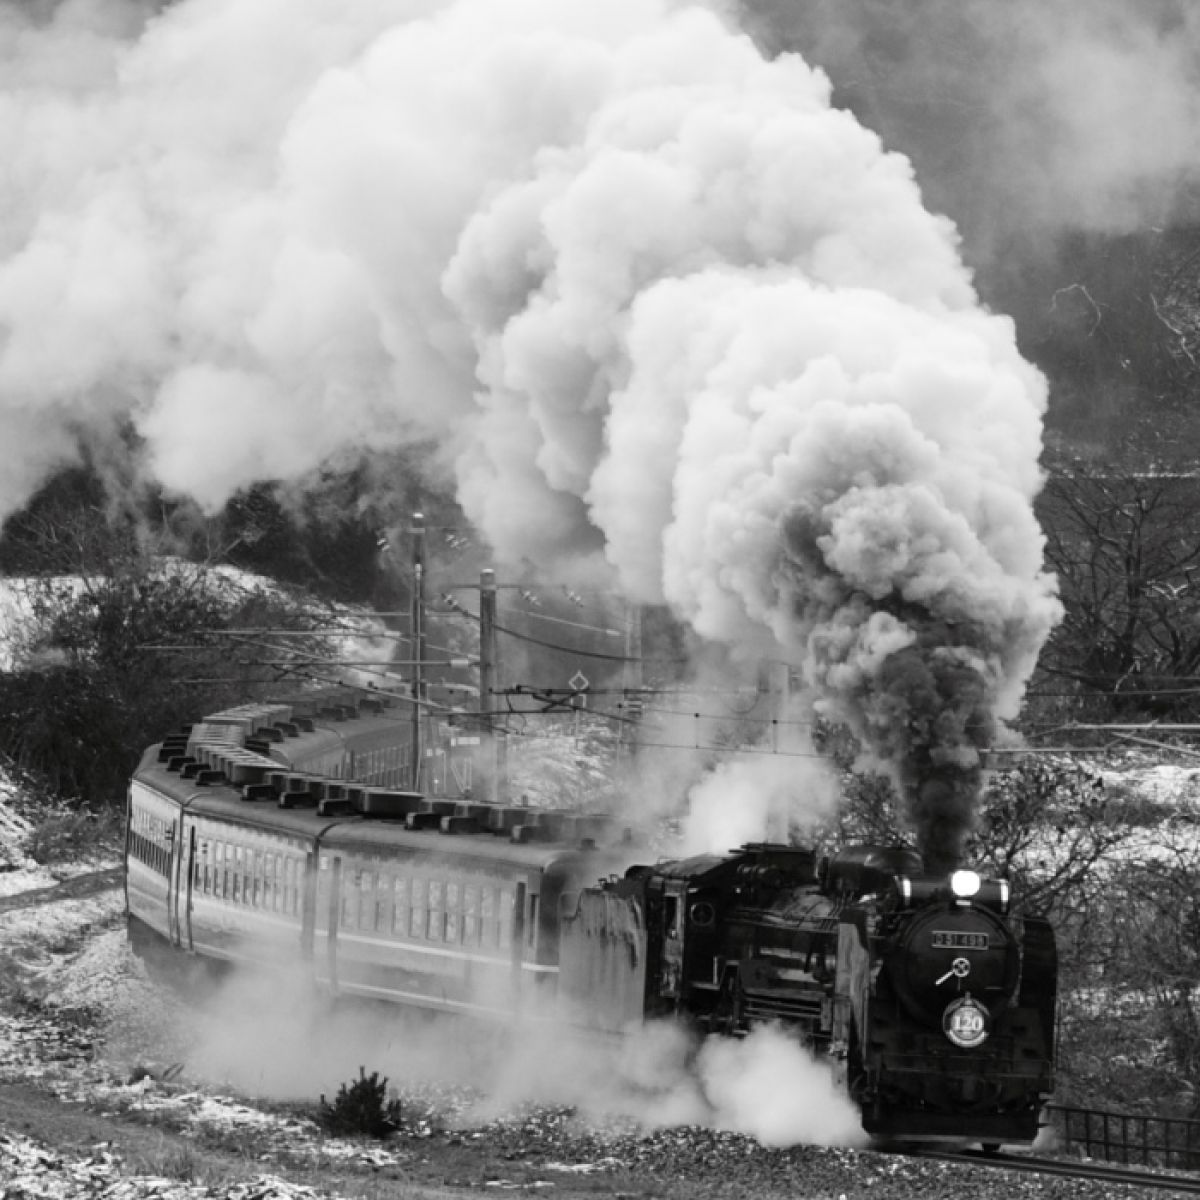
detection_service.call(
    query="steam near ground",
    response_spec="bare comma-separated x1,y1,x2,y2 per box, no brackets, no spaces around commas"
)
0,752,860,1150
98,944,865,1149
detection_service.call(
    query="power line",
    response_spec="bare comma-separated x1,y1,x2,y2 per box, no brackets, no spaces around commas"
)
492,618,686,664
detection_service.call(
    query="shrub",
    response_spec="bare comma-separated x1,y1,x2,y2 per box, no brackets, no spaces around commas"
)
319,1068,402,1138
25,806,123,865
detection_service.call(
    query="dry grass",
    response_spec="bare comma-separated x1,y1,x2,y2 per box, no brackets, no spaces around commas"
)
25,804,123,865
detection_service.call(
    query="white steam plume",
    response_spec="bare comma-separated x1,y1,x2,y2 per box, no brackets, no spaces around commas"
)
173,956,865,1148
0,0,1060,863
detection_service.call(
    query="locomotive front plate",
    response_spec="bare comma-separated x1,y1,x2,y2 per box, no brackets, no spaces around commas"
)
930,931,989,950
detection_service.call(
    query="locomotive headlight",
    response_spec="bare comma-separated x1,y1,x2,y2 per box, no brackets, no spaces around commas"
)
949,869,982,899
943,995,990,1048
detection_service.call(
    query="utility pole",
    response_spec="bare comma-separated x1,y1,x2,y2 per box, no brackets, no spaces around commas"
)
479,568,495,730
478,568,507,803
619,601,643,755
770,660,791,754
409,512,427,791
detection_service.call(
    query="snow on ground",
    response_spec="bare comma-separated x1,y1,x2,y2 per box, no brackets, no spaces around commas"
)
1099,758,1200,808
0,1129,335,1200
0,764,33,879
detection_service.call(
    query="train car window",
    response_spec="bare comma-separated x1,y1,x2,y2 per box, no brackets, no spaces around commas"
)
481,886,497,947
392,877,409,936
498,887,514,948
411,876,427,940
251,850,261,909
374,869,390,932
428,879,444,942
315,855,329,923
232,846,241,904
527,894,539,949
359,871,375,930
222,842,231,901
445,881,461,944
342,869,358,928
463,884,479,946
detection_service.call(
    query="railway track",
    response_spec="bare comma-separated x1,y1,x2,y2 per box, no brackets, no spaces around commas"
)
909,1145,1200,1194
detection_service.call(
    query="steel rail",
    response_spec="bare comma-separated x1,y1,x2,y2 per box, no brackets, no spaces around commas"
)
907,1146,1200,1194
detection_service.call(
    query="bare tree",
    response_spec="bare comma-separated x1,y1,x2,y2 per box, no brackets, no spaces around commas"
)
1035,466,1200,721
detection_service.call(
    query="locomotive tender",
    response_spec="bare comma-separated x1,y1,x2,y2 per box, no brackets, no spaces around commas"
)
127,686,1056,1146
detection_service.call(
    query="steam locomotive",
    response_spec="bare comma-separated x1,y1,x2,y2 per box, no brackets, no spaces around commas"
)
126,686,1056,1148
561,842,1056,1145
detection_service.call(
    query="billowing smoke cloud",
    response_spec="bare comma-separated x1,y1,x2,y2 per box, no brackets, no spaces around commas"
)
0,0,1060,863
740,0,1200,252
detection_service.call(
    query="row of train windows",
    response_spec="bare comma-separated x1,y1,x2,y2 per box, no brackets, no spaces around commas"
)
194,841,304,917
334,868,518,950
129,808,171,876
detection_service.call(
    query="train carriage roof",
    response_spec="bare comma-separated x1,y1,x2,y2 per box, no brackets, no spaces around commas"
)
133,757,330,839
319,818,631,874
133,745,644,872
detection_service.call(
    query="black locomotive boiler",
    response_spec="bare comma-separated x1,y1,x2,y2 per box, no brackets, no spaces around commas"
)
558,843,1056,1146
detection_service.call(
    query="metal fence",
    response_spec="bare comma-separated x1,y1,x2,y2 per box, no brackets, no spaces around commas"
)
1048,1103,1200,1171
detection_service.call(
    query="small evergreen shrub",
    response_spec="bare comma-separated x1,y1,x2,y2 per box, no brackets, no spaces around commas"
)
319,1067,402,1138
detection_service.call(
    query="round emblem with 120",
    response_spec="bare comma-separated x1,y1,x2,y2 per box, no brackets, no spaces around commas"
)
943,995,990,1048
